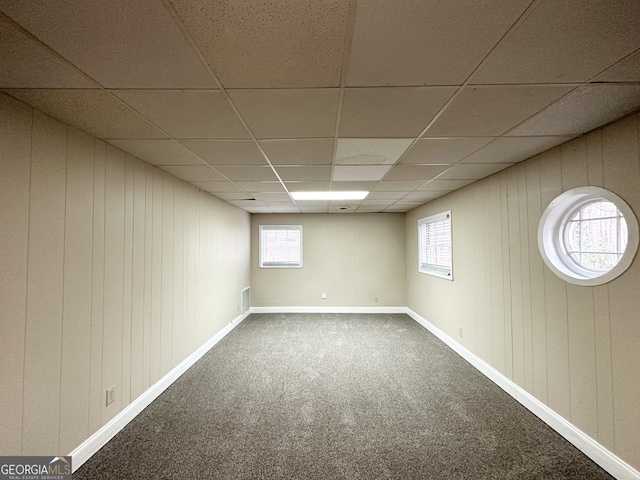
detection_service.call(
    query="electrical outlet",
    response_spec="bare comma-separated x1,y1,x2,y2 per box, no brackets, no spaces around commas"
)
322,292,327,299
106,386,116,406
458,326,463,337
374,296,379,303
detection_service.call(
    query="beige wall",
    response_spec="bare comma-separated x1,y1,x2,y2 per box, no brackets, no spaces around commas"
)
0,93,251,456
251,213,405,307
406,113,640,470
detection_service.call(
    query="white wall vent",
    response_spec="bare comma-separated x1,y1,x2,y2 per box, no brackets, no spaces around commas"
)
240,287,250,315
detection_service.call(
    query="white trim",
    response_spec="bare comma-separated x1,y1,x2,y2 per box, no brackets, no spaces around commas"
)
69,305,640,480
69,310,251,472
250,306,406,314
405,307,640,480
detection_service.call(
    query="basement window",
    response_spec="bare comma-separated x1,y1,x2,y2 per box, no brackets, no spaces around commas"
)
259,225,303,268
538,187,639,286
418,211,453,280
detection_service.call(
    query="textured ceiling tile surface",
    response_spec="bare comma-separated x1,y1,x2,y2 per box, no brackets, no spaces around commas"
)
507,84,640,136
438,163,512,180
373,181,425,191
181,140,267,166
0,0,215,88
592,50,640,82
160,165,226,182
347,0,530,86
170,0,349,88
215,166,279,182
472,0,640,84
383,164,450,181
191,181,244,193
114,90,249,139
330,181,377,191
335,139,413,165
339,87,456,138
0,14,98,88
260,139,335,165
275,166,332,182
230,89,340,139
419,179,476,191
462,136,576,164
400,137,493,164
3,89,167,139
332,165,392,181
236,182,286,193
107,139,204,166
285,182,331,192
426,85,574,137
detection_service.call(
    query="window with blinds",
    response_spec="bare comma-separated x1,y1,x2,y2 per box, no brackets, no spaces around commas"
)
259,225,303,268
418,211,452,280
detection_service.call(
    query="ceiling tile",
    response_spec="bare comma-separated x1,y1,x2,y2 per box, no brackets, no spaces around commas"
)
592,50,640,82
269,206,302,213
404,191,444,201
181,140,266,166
0,0,215,88
169,0,348,88
331,181,377,191
472,0,640,84
215,193,261,201
252,192,293,203
426,85,573,137
299,206,330,213
507,84,640,136
107,139,204,166
332,166,392,181
347,0,530,86
260,139,334,165
400,137,493,164
340,87,456,138
285,182,331,192
160,165,226,182
237,182,286,193
462,136,575,164
366,192,410,200
191,182,243,193
438,163,512,180
215,166,278,182
275,166,332,182
419,179,476,191
373,181,425,191
114,90,248,139
0,14,98,88
244,206,273,213
229,89,339,139
383,164,450,181
335,139,413,165
3,89,166,139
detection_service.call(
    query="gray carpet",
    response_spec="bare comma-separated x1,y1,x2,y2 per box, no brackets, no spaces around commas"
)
74,313,613,479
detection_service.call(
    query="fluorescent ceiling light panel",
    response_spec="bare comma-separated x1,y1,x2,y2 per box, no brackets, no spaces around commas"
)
291,191,369,201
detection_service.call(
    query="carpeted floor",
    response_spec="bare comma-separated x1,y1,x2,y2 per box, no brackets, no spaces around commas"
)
74,313,613,479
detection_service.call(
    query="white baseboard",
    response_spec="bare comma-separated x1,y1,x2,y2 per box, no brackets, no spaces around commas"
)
250,306,406,314
69,306,639,480
69,310,250,472
405,307,640,480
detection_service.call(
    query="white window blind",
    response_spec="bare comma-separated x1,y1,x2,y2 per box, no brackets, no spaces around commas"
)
259,225,303,268
418,211,452,280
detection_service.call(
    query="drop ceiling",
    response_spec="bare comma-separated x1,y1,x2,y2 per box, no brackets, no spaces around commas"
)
1,0,639,214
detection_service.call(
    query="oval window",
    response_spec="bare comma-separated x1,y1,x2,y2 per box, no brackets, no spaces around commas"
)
538,187,639,286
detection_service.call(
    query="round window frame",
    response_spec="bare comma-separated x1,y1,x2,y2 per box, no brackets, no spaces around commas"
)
538,186,639,286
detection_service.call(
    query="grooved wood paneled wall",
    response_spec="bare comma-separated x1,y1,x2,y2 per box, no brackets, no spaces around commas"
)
406,113,640,471
0,93,251,456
